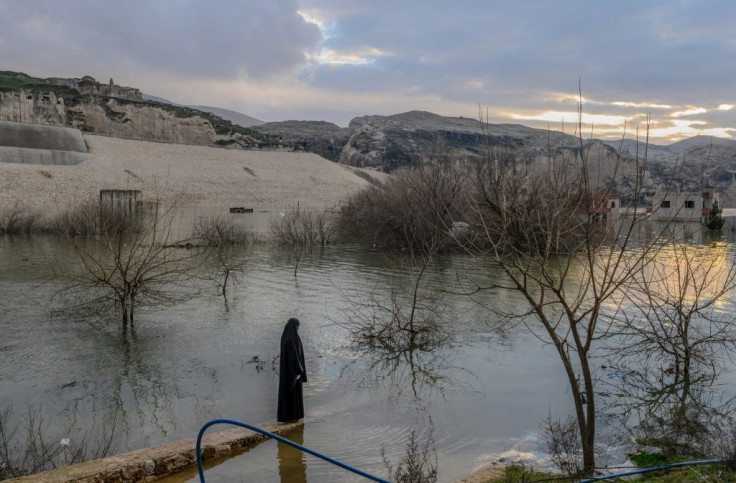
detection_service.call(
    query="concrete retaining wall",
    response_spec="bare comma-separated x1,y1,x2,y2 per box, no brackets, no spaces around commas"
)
0,120,87,152
0,146,90,165
8,420,302,482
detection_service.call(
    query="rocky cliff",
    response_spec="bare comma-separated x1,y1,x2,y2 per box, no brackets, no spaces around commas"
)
252,121,349,161
0,90,67,125
64,96,216,145
0,72,290,150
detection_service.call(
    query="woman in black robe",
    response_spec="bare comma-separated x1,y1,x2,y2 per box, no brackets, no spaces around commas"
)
278,318,307,422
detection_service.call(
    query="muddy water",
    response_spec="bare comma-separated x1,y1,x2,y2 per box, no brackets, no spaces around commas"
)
4,234,732,481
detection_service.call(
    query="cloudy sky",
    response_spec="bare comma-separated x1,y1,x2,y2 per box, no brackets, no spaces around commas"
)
1,0,734,143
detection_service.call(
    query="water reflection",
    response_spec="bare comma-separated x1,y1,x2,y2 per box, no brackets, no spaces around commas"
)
345,340,470,409
39,307,224,450
278,425,306,483
6,235,705,481
603,364,736,456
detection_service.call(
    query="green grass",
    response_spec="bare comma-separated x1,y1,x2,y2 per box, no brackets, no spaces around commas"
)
628,450,690,468
0,71,79,96
484,460,736,482
634,464,736,481
486,464,559,482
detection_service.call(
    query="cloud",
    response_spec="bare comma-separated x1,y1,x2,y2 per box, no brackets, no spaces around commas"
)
0,0,321,80
611,101,673,109
671,107,708,117
1,0,735,142
647,120,736,140
510,111,629,127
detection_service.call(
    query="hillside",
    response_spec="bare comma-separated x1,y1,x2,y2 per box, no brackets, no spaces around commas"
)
141,93,264,127
0,71,286,150
0,134,385,215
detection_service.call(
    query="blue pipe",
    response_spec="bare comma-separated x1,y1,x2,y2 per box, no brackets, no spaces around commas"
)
196,418,391,483
578,459,727,482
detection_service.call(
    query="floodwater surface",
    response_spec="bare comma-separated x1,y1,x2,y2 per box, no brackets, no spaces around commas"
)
2,234,735,481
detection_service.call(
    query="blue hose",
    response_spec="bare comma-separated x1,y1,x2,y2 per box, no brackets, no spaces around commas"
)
196,418,391,483
578,459,728,482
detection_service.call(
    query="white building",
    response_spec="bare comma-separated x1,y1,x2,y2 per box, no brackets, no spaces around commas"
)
647,187,725,222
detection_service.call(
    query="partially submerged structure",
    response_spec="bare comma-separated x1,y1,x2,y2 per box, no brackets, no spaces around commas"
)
647,187,726,223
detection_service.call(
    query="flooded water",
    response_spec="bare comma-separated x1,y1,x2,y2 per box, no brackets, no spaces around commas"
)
2,233,735,481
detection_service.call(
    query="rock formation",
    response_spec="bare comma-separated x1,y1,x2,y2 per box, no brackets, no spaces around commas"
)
0,72,291,150
253,121,349,161
44,75,143,100
0,90,67,125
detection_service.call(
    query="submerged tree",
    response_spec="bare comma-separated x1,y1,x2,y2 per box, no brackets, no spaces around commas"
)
193,215,253,301
52,201,205,335
458,103,680,474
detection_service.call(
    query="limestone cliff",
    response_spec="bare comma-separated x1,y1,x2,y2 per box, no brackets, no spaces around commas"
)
0,72,291,150
0,90,67,125
65,96,216,145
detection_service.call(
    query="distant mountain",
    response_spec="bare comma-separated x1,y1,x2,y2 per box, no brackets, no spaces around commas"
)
142,94,263,127
600,134,736,200
667,135,736,153
602,135,736,159
601,139,675,162
189,106,263,128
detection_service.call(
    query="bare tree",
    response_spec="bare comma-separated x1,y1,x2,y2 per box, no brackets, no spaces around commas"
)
336,164,468,250
540,411,582,480
616,242,736,381
52,201,205,335
193,215,253,301
270,204,335,247
270,204,336,278
338,248,447,352
459,102,674,474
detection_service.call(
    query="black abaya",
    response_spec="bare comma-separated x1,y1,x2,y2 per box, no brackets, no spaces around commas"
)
277,318,307,422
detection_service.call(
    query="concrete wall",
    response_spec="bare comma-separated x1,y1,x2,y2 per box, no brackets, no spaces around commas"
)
0,146,90,165
0,120,87,152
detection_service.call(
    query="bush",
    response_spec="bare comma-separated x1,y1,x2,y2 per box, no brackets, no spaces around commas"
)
49,199,139,237
192,215,256,246
0,207,41,234
336,165,468,249
382,428,437,483
270,206,335,246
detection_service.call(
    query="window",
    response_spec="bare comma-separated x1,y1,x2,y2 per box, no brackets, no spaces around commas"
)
661,200,671,208
684,200,695,209
610,201,616,208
